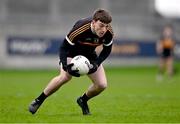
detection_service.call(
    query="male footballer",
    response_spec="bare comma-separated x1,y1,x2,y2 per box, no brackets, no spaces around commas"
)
29,9,114,115
156,24,175,79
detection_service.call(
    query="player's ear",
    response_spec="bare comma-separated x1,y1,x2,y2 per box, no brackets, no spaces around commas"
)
92,20,96,25
92,20,98,28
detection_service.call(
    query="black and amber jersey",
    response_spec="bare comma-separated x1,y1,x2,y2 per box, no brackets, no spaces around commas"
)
65,17,113,58
59,17,114,68
159,36,176,57
160,37,175,49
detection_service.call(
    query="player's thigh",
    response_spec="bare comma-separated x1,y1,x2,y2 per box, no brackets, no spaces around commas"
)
88,64,107,85
59,57,73,81
159,57,166,66
166,57,173,66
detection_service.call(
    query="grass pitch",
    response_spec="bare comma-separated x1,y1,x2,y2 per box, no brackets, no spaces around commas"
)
0,64,180,123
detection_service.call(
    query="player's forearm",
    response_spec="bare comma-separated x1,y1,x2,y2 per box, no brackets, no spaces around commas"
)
96,44,112,66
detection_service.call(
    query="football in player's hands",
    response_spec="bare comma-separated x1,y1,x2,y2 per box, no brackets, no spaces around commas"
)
67,63,80,77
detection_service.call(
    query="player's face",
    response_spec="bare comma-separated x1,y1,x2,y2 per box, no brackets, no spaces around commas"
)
92,20,108,37
163,27,173,38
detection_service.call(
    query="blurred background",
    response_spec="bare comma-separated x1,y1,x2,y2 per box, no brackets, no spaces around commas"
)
0,0,180,69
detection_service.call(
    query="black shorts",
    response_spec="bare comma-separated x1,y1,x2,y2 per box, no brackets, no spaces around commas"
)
161,49,173,58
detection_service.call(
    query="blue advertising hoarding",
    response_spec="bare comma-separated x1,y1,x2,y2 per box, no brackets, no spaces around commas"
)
7,37,62,55
6,36,180,59
110,39,157,57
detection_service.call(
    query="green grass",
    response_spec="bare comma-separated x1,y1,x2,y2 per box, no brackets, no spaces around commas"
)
0,64,180,123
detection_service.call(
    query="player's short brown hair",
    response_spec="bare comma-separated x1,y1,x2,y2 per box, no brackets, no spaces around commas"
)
93,9,112,24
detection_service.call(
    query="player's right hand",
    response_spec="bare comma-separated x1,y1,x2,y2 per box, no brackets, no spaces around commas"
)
88,61,98,74
67,63,80,77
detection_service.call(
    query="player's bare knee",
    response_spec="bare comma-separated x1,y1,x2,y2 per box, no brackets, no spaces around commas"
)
97,82,107,90
59,74,72,83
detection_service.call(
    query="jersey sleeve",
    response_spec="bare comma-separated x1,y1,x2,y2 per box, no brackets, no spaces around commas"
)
66,21,90,45
103,24,114,46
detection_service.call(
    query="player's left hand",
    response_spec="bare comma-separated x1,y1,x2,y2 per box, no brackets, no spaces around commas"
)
88,61,98,74
67,63,80,77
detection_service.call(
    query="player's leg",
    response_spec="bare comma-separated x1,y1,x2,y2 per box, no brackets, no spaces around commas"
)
43,69,72,96
86,64,107,98
159,57,165,75
29,58,72,114
77,64,107,115
157,57,166,81
166,56,173,77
